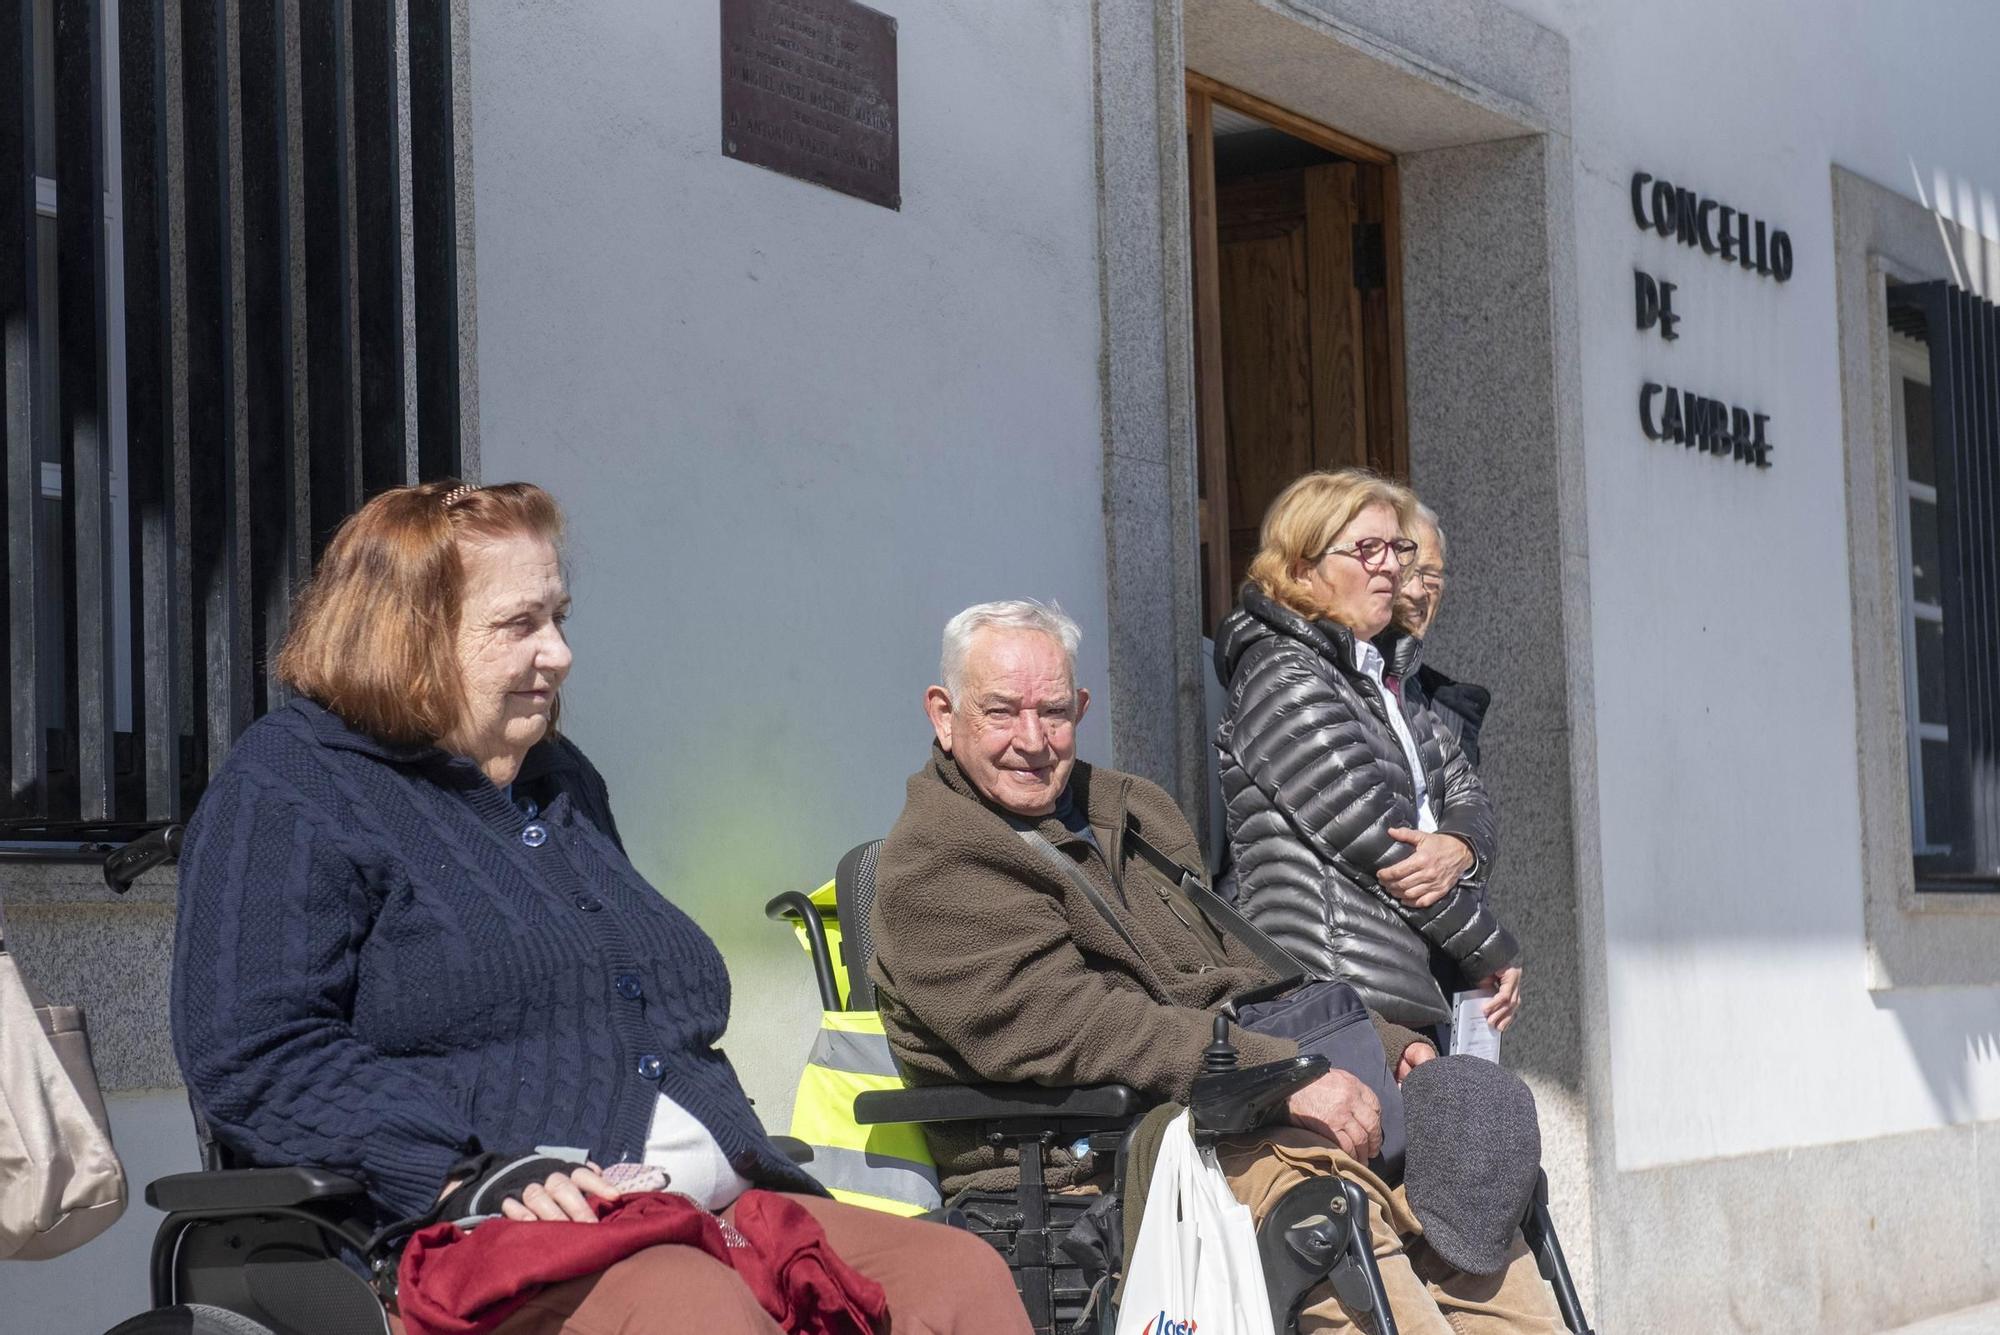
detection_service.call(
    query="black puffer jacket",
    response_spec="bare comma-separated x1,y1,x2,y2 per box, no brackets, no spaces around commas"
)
1213,587,1519,1027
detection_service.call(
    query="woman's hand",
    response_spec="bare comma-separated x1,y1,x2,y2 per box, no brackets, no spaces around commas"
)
1481,965,1524,1032
1394,1041,1437,1083
496,1165,621,1224
1377,829,1475,908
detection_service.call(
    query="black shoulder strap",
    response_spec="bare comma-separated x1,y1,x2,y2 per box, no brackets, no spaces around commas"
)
1016,830,1146,962
1123,824,1305,979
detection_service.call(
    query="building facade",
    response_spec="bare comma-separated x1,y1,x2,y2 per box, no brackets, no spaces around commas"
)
6,1,1999,1330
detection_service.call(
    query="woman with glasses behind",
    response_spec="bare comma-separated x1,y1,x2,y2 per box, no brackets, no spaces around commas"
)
1212,469,1522,1038
1378,501,1526,1035
1385,503,1488,769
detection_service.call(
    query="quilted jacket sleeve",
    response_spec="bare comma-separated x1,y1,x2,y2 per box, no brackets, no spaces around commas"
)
1409,700,1516,979
171,763,481,1218
1224,638,1518,978
1421,700,1498,876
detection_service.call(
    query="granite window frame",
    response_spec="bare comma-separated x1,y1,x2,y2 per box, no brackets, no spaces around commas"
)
1834,165,2000,989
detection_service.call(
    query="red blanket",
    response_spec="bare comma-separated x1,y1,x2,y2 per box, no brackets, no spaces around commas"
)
396,1190,888,1335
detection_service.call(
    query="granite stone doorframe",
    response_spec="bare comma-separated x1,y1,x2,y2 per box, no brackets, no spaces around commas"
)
1089,0,1602,1305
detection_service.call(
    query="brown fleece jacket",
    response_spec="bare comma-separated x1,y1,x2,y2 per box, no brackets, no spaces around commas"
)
868,748,1425,1194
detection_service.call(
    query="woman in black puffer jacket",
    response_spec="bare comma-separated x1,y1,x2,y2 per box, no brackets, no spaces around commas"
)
1214,469,1522,1031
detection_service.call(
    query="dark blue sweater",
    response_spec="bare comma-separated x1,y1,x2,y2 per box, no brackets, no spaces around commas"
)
171,699,817,1219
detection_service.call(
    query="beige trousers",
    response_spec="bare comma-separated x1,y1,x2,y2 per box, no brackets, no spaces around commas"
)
1216,1128,1565,1335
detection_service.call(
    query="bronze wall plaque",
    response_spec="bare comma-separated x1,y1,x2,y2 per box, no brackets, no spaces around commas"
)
721,0,900,210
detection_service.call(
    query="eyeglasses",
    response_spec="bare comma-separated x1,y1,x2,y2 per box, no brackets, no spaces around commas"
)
1409,566,1446,591
1322,537,1420,571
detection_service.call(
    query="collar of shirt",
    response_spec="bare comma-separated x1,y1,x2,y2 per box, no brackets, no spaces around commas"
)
1353,636,1385,681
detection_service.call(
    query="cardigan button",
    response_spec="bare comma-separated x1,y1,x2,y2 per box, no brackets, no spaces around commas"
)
636,1054,664,1081
521,822,549,848
614,973,643,1001
573,893,603,912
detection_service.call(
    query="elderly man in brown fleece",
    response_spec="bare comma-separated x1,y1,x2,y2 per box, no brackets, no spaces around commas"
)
866,599,1562,1335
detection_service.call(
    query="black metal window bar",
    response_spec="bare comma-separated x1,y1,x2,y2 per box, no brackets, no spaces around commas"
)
2,0,462,859
1888,279,2000,891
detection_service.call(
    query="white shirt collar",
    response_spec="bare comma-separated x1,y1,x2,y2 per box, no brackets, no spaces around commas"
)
1353,636,1384,679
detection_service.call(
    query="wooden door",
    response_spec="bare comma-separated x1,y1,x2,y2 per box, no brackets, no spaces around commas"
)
1215,163,1369,594
1188,78,1404,633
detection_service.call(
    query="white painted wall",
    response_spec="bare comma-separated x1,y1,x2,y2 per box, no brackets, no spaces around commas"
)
467,1,1109,1119
1502,0,2000,1168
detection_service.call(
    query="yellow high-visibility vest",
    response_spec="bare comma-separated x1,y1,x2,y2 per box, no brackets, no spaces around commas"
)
786,881,942,1217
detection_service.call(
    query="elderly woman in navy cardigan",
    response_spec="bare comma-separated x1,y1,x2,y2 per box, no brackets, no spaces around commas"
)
171,481,1026,1335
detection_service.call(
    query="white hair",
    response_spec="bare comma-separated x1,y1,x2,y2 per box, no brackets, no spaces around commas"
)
1412,502,1448,562
941,599,1082,703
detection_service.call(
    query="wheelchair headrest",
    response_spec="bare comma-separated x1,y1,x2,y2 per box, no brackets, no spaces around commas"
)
834,839,884,1010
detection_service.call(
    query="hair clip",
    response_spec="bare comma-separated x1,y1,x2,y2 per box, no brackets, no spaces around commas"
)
441,484,475,508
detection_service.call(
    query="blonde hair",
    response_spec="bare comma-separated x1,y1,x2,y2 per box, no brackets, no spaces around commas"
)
276,480,566,745
1244,469,1416,622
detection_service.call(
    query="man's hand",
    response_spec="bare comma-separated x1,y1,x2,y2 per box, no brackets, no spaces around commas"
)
1481,965,1523,1032
1377,829,1475,908
1394,1041,1437,1083
1285,1069,1382,1161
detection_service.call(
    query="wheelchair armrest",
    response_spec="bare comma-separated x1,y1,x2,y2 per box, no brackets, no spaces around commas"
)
1188,1055,1329,1136
854,1082,1142,1126
146,1166,368,1214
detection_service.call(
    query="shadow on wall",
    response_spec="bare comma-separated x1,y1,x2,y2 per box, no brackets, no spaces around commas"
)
1873,986,2000,1122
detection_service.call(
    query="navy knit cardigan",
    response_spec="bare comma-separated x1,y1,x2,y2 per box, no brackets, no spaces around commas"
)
171,699,818,1219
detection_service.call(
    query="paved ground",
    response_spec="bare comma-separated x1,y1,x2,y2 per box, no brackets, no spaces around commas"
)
1880,1300,2000,1333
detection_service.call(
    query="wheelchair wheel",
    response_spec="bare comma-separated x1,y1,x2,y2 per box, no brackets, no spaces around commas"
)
104,1305,279,1335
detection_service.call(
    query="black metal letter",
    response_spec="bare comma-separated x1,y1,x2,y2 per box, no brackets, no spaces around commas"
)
1698,199,1719,254
1652,179,1676,238
1631,171,1654,230
1640,383,1664,440
1636,270,1659,332
1771,230,1793,282
1719,206,1737,262
1660,386,1684,444
1676,188,1700,247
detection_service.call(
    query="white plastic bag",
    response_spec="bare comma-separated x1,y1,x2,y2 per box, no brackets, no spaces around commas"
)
1115,1110,1274,1335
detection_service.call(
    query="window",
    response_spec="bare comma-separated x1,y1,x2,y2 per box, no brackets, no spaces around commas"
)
1886,280,2000,891
1834,165,1999,987
2,0,465,852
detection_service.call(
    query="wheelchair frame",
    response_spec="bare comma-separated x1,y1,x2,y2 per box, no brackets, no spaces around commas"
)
769,837,1597,1335
97,825,1590,1335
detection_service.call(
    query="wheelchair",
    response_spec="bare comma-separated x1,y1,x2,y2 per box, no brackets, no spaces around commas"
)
766,839,1596,1335
96,826,1588,1335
